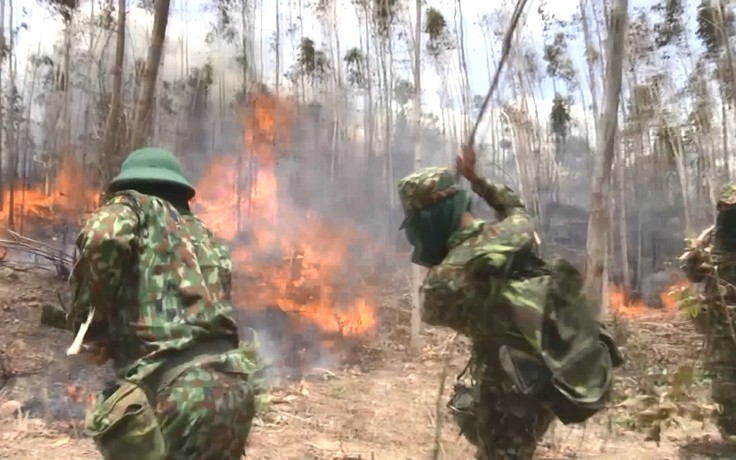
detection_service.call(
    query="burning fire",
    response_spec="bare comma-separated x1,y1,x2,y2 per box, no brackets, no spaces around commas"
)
2,90,377,347
65,383,96,406
0,155,97,232
192,91,377,338
609,280,691,316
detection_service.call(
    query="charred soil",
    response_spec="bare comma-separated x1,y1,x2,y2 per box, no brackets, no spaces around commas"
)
0,267,728,459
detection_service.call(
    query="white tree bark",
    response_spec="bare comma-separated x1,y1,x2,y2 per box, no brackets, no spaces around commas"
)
583,0,628,316
410,0,424,353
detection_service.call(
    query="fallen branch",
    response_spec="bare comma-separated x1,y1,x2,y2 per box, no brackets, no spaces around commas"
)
0,229,74,268
0,262,32,272
4,229,72,254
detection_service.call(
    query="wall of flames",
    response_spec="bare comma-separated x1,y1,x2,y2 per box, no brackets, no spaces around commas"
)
1,91,377,340
0,155,98,230
192,92,377,337
1,90,690,337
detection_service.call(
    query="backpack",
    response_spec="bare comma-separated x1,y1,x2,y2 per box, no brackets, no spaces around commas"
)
466,252,624,424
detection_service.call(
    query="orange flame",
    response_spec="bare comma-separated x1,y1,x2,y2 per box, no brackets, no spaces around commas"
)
65,384,96,406
193,92,377,337
1,92,377,344
609,280,690,316
0,155,97,230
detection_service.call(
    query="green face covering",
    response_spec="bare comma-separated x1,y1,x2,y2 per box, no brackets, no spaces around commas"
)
404,190,469,267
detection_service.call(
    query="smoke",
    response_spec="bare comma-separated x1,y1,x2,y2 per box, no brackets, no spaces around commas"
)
235,308,336,383
640,271,677,308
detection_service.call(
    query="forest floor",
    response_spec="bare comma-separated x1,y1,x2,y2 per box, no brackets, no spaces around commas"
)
0,266,732,459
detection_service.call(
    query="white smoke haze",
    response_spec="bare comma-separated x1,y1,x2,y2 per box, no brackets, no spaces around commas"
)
3,0,705,384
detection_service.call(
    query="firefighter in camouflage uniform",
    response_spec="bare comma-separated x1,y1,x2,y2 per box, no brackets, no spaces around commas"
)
68,147,265,460
681,182,736,440
397,146,623,459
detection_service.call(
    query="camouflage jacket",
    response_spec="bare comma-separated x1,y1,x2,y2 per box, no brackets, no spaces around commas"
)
681,182,736,298
68,191,241,381
681,225,736,308
420,177,537,342
681,226,715,285
420,177,617,420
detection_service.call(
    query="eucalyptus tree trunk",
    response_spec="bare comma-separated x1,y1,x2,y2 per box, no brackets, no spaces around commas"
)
409,0,423,353
584,0,628,316
718,0,734,179
362,5,375,181
455,0,471,135
130,0,171,150
580,0,600,126
275,0,280,94
720,90,730,180
329,0,342,182
616,97,631,303
102,0,126,183
665,128,693,235
7,1,18,226
617,135,630,302
385,25,395,209
1,0,10,226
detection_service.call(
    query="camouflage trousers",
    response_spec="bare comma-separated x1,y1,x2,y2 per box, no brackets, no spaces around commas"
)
86,360,258,460
449,364,554,460
701,308,736,440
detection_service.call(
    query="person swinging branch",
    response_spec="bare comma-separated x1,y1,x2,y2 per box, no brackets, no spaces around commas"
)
397,146,623,460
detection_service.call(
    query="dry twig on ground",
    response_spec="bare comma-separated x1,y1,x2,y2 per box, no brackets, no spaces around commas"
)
0,230,74,272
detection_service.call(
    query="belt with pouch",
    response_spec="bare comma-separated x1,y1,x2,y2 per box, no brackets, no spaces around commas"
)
140,337,236,401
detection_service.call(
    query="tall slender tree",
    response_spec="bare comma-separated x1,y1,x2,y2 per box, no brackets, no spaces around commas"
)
584,0,629,315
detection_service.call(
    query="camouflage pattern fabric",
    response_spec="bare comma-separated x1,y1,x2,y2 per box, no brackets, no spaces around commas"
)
400,168,621,457
417,176,535,336
68,190,242,380
153,350,258,459
474,361,554,460
180,212,234,304
448,358,554,460
86,349,261,460
70,190,264,458
398,166,461,216
681,184,736,439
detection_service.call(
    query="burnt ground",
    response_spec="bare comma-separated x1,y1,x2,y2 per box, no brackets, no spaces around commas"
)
0,266,731,459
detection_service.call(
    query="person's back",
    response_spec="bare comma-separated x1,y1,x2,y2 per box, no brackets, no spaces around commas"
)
80,190,240,377
69,147,263,460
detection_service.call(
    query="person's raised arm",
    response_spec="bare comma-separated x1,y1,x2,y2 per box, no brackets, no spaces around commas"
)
456,145,526,220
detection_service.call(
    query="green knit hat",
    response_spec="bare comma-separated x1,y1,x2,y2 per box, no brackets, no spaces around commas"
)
108,147,196,200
